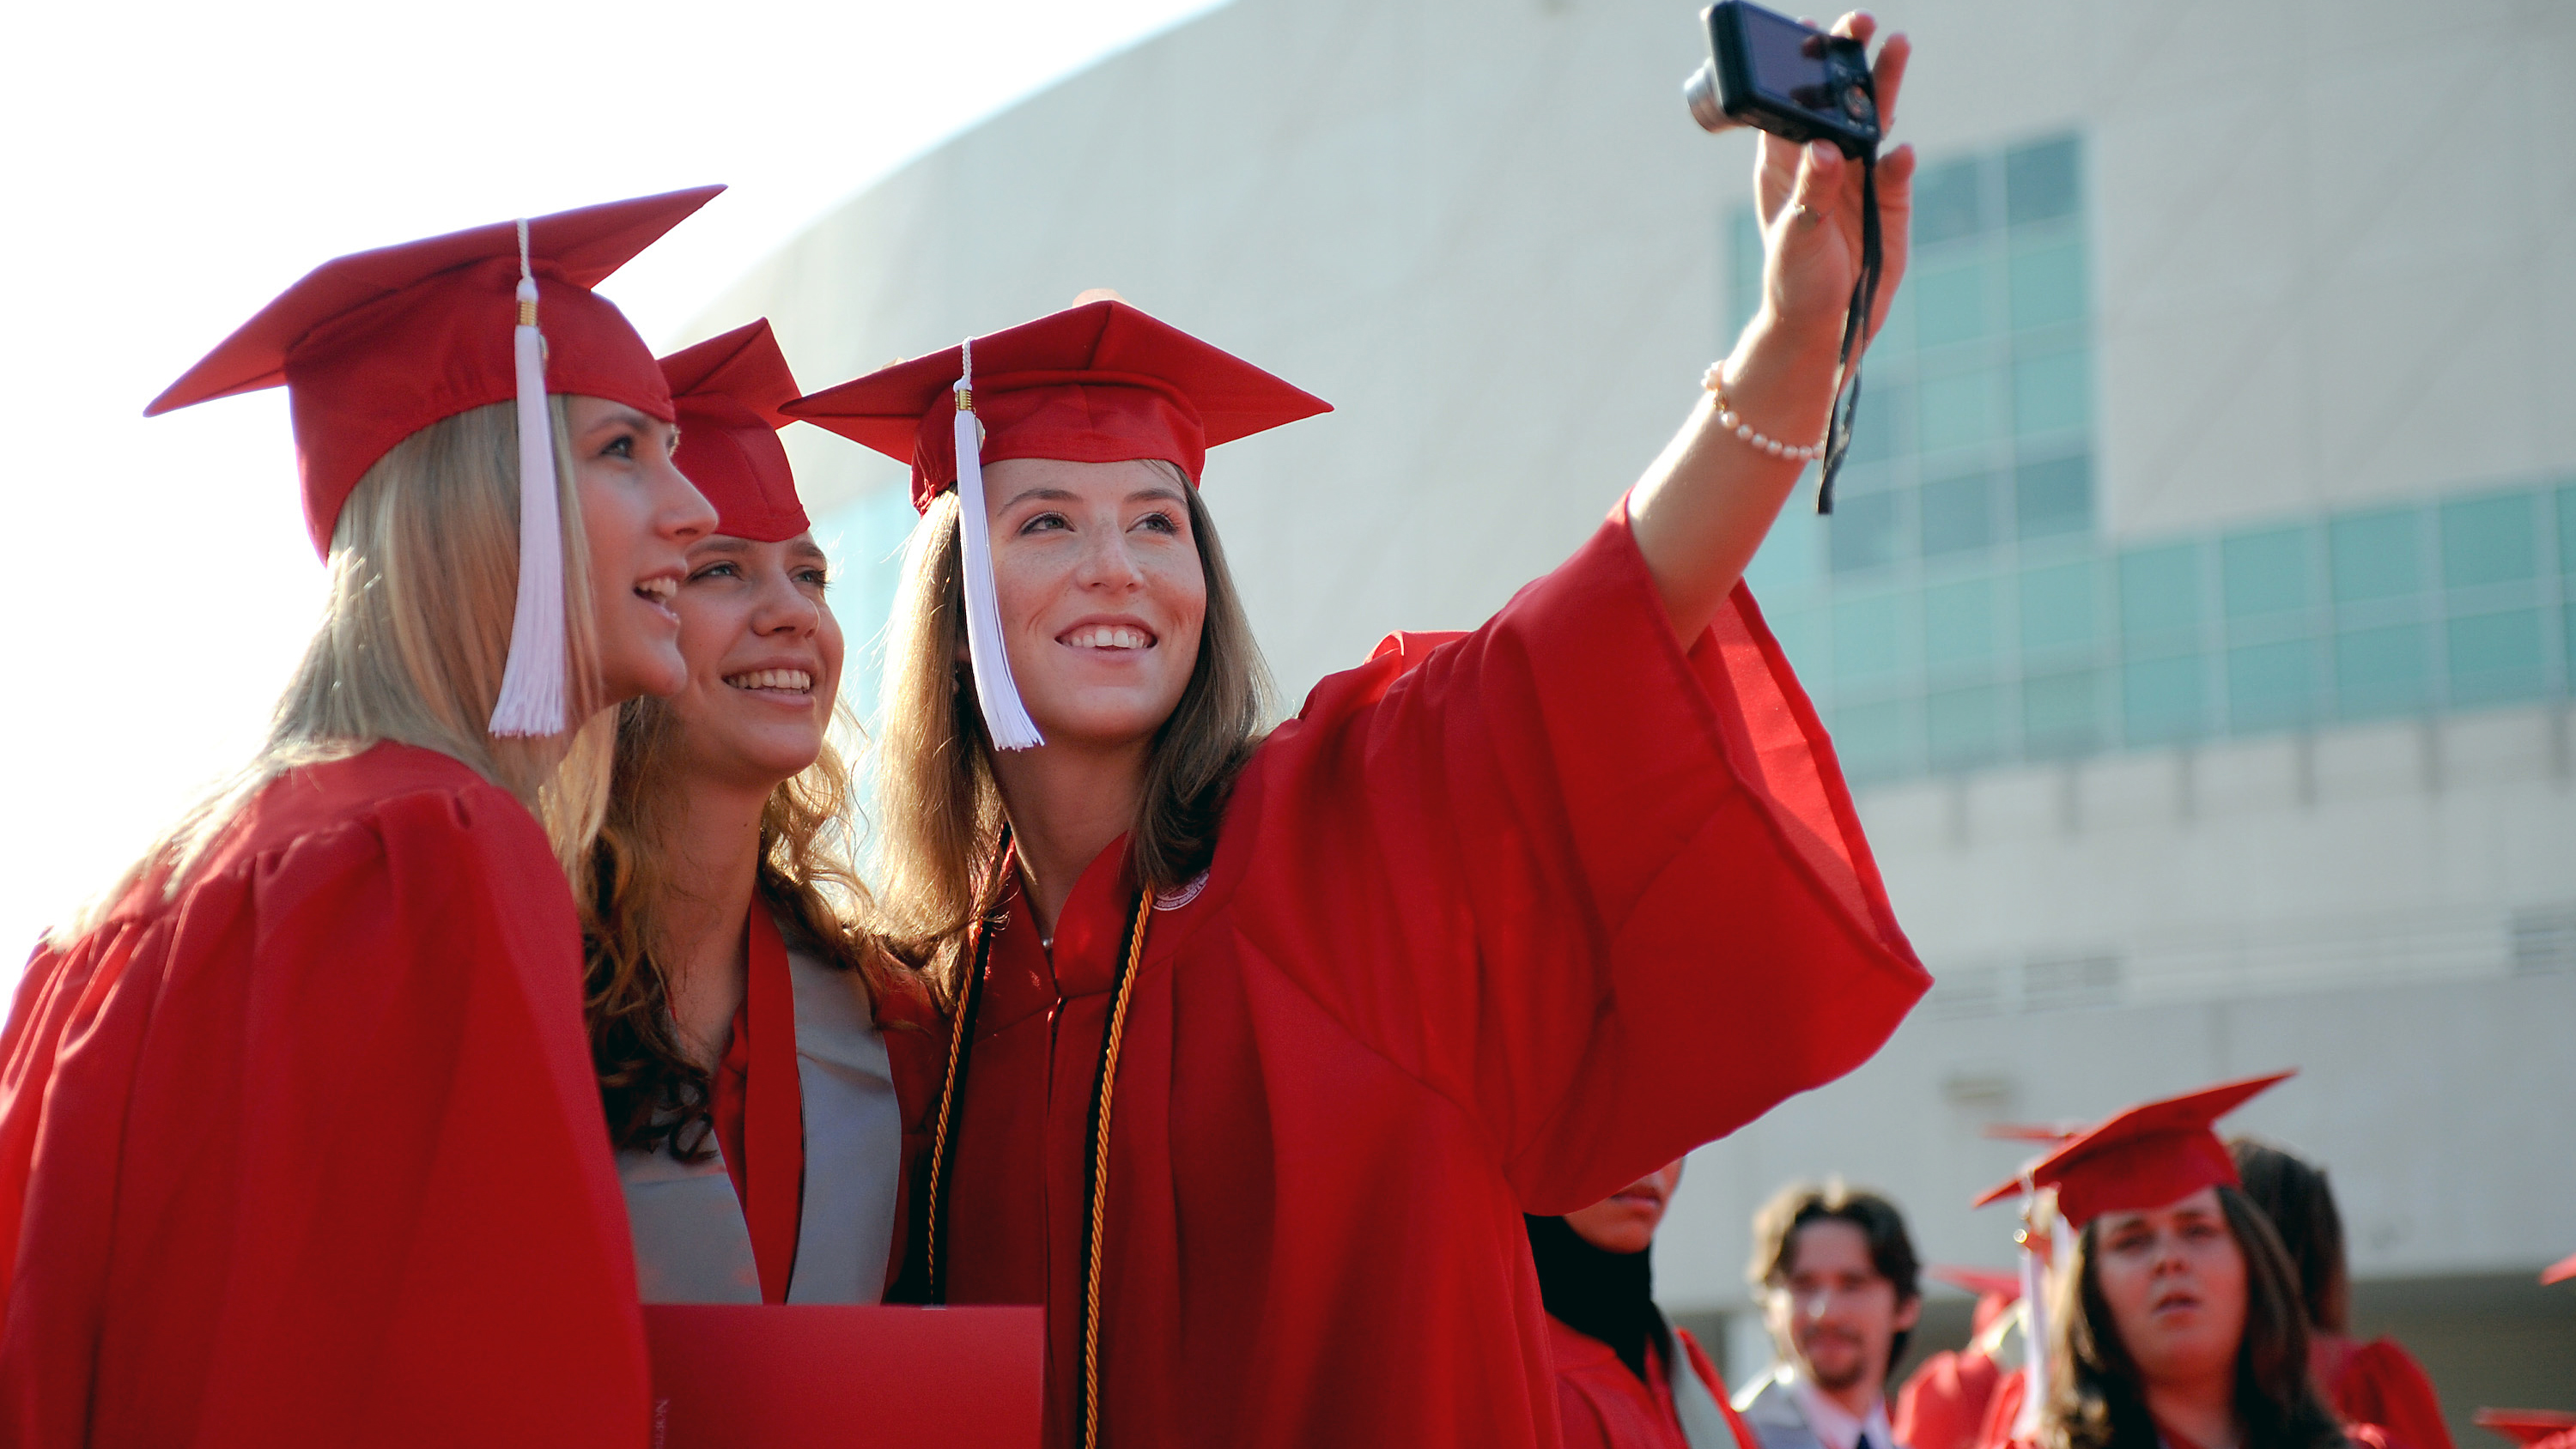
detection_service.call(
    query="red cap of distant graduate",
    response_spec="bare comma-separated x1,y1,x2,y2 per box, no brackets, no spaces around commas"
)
661,318,809,543
2543,1252,2576,1287
783,295,1330,513
149,186,722,557
2476,1412,2576,1449
1971,1072,2295,1228
783,295,1329,753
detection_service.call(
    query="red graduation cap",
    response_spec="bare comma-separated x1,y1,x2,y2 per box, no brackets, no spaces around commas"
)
1971,1072,2295,1228
661,318,809,543
783,298,1328,752
150,186,721,558
784,297,1330,514
2476,1412,2576,1449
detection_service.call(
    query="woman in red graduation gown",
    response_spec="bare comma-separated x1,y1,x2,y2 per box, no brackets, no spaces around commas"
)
1532,1162,1758,1449
2227,1140,2452,1449
784,15,1927,1448
1982,1076,2395,1449
0,191,723,1446
585,319,945,1305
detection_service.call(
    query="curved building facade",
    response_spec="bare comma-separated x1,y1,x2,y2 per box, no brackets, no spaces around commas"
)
693,0,2576,1422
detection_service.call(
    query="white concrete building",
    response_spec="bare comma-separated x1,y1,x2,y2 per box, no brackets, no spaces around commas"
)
690,0,2576,1425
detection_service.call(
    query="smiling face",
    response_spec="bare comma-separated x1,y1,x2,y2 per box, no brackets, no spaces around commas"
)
1564,1161,1686,1255
1765,1218,1921,1398
564,395,717,704
2091,1186,2250,1391
658,530,843,793
981,456,1207,750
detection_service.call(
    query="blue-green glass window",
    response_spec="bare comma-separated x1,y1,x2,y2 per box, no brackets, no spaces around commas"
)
1921,470,1997,557
1924,577,1999,667
2005,136,2079,226
2330,509,2421,603
2016,453,2092,539
2012,348,2090,437
2008,240,2084,332
2020,560,2095,655
2559,487,2576,575
1915,157,1986,246
2119,544,2202,649
1918,367,2006,454
1914,258,1992,349
2222,527,2310,619
817,485,928,721
2023,670,2099,755
1832,699,1913,780
1928,685,2005,767
1765,607,1828,681
1728,206,1765,333
2440,493,2537,588
2227,640,2317,731
1829,488,1906,575
2448,609,2546,705
2123,655,2206,743
1844,378,1910,466
2336,623,2432,717
1832,592,1911,682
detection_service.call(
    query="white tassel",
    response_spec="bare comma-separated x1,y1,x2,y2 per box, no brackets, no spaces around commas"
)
952,339,1044,750
489,219,569,737
2013,1191,2052,1438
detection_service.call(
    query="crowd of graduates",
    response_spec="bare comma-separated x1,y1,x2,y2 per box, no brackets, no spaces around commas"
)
1529,1079,2573,1449
0,12,2552,1449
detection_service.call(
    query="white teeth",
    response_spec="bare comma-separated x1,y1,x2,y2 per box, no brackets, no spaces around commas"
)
636,577,677,601
1066,626,1150,649
723,669,813,692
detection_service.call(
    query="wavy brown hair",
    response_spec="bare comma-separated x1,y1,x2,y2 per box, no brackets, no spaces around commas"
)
2044,1186,2347,1449
2229,1137,2350,1336
582,692,897,1156
870,468,1273,991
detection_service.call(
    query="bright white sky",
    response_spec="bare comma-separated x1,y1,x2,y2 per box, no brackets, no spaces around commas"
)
0,0,1230,972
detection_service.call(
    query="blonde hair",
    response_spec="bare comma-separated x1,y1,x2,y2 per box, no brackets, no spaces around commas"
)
583,693,897,1156
64,397,612,937
871,465,1273,992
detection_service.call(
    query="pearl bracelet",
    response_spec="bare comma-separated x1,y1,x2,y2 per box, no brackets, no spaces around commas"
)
1703,363,1826,463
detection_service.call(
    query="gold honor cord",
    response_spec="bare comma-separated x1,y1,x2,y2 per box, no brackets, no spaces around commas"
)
918,833,1017,1304
1077,892,1155,1449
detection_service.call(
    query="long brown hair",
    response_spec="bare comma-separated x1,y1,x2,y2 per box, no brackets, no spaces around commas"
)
2228,1137,2350,1336
582,692,895,1156
2044,1186,2346,1449
870,465,1272,991
64,397,611,940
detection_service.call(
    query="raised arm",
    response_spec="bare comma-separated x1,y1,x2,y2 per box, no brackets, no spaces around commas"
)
1629,10,1917,641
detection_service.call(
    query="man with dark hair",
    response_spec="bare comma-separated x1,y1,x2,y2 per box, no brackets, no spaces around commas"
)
1732,1182,1923,1449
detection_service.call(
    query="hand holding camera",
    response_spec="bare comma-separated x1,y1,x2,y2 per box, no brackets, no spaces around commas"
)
1690,5,1917,510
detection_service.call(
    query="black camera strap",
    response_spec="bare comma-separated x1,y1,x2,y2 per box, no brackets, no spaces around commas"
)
1815,144,1880,515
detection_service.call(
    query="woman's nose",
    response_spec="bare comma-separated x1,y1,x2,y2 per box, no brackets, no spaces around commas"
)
655,458,718,542
1076,529,1147,589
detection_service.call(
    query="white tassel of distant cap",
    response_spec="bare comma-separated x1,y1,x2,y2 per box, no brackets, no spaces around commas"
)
489,217,570,737
2013,1181,2052,1439
953,338,1045,750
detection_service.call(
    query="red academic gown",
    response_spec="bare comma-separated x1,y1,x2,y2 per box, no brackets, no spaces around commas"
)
1897,1348,2010,1449
0,743,647,1447
2313,1335,2452,1449
696,912,950,1300
1550,1316,1755,1449
940,509,1929,1448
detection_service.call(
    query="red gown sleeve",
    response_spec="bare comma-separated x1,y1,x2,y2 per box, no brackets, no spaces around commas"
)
2334,1340,2454,1449
1236,503,1927,1210
0,781,647,1447
1896,1349,2005,1449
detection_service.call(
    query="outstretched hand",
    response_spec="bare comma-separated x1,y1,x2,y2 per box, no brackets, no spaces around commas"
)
1752,12,1916,354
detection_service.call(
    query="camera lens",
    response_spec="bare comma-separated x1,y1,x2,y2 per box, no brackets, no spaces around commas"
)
1842,86,1876,123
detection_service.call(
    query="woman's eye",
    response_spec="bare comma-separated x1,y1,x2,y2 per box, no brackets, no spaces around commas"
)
797,568,830,589
599,433,636,460
1136,511,1178,534
689,561,739,581
1019,512,1070,534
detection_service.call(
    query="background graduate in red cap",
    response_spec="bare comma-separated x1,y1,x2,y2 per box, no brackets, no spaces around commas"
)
0,190,722,1446
585,318,945,1307
783,13,1926,1449
1973,1074,2404,1449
